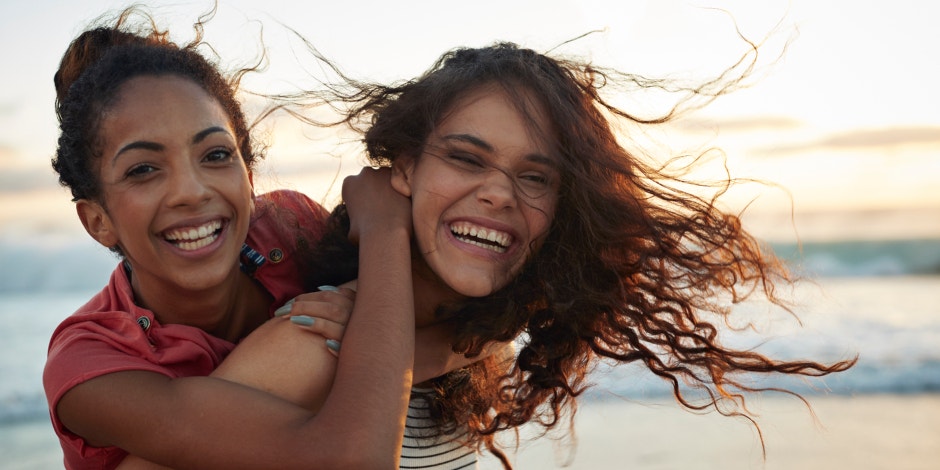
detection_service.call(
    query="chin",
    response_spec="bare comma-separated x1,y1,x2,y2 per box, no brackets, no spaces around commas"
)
449,277,504,298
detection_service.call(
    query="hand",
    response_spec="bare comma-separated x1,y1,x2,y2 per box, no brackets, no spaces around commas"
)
274,285,356,353
341,167,412,244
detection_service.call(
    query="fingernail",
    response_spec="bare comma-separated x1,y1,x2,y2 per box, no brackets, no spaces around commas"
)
290,315,315,326
273,299,295,317
325,339,341,352
318,285,339,292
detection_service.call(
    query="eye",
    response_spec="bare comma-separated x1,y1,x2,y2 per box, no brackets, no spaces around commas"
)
124,163,157,179
448,152,485,168
204,148,234,163
519,172,549,186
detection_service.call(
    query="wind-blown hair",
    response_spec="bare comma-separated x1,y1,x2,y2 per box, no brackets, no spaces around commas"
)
296,41,854,467
51,6,259,202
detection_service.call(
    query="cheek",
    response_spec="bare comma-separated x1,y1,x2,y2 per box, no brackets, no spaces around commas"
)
526,197,557,239
411,195,444,251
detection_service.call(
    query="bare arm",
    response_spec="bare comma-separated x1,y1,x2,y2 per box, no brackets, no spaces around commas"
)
209,288,354,411
59,168,415,469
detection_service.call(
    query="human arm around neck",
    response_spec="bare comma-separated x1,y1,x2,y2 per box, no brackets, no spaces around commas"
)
58,169,415,469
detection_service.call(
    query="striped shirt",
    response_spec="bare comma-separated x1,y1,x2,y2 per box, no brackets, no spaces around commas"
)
400,389,478,469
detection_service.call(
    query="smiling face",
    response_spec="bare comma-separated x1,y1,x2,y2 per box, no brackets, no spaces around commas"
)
392,84,559,298
77,75,253,303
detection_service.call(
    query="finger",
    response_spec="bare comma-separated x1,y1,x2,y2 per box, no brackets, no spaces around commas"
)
288,299,353,325
287,315,347,342
274,287,356,320
293,285,357,303
325,339,340,358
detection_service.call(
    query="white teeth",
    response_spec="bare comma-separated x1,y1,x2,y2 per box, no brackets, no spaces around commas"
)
176,236,217,251
163,220,222,251
455,236,507,253
449,222,512,253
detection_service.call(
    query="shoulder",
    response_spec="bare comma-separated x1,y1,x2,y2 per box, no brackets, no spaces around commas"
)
48,262,140,343
249,190,329,246
255,190,329,225
246,190,331,307
44,263,233,414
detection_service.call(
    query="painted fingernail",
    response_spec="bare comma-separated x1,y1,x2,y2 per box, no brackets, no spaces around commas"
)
325,339,341,352
290,315,315,326
318,285,339,292
273,299,295,317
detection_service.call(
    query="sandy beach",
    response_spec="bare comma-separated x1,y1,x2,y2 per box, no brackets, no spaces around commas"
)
479,394,940,469
4,394,937,469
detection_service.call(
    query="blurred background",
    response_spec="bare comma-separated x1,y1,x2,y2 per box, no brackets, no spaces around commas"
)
1,0,937,468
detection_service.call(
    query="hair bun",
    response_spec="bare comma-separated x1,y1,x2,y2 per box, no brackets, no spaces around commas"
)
55,28,155,108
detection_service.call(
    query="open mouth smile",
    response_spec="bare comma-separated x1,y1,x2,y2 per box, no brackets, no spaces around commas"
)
162,219,223,251
449,221,513,253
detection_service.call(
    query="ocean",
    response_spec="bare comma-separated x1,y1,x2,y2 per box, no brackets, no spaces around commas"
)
1,237,939,467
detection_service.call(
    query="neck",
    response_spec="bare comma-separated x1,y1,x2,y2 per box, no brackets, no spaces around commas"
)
410,257,464,328
129,266,271,342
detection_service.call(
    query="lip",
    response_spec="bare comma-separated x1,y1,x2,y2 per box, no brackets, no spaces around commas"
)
444,217,520,258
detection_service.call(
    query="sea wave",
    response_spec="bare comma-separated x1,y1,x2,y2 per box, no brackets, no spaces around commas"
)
585,358,940,402
2,250,938,427
5,358,939,426
1,237,939,294
0,393,49,425
771,238,940,277
0,235,117,293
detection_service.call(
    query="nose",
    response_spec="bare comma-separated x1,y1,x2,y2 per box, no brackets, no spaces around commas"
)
165,164,211,208
476,168,517,210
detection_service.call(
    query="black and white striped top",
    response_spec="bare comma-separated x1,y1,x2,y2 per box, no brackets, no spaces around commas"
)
400,388,478,469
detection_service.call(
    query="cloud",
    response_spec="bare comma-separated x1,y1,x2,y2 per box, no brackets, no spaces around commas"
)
755,126,940,156
0,144,15,160
678,115,802,133
0,167,59,193
0,101,17,116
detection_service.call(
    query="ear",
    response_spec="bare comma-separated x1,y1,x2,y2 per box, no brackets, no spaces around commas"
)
76,199,119,249
247,171,256,214
390,156,416,198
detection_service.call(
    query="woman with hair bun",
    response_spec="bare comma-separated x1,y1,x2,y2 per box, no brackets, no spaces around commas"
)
43,7,467,469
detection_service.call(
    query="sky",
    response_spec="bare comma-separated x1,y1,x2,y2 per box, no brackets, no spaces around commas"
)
1,0,938,245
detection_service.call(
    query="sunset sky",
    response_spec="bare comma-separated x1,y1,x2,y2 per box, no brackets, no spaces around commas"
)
1,0,937,244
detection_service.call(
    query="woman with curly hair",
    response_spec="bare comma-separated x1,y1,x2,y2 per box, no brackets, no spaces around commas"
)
289,40,856,468
43,6,473,469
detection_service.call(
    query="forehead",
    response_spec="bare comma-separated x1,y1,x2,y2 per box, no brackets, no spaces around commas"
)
436,84,556,153
108,75,222,114
100,75,233,137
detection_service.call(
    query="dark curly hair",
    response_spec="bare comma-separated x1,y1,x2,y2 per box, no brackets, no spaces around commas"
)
296,41,855,468
51,5,260,203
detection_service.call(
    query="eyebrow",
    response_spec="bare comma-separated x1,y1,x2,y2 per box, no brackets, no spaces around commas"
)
442,133,557,167
112,126,232,166
443,133,493,152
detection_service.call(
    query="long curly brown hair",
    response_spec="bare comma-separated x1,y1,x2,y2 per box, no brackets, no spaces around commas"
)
296,41,856,467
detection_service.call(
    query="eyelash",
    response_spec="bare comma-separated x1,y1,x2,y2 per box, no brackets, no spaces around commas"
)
123,163,155,179
448,152,484,167
520,173,549,185
122,147,235,180
204,148,234,163
447,152,552,187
